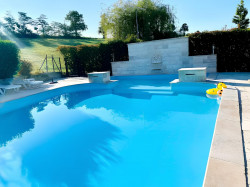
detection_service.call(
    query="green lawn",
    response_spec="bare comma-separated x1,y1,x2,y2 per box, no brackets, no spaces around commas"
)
18,38,104,73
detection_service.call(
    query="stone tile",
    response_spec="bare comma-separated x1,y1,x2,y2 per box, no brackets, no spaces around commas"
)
218,102,240,120
211,118,244,166
242,120,250,131
204,157,246,187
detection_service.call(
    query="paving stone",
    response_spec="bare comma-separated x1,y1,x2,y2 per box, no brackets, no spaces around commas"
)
204,157,246,187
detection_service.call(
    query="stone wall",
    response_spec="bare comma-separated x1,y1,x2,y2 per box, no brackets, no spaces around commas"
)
111,37,217,76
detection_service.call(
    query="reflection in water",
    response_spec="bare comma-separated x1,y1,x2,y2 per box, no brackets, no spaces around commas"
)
64,90,112,109
0,95,122,187
0,77,220,187
22,114,121,187
0,107,35,146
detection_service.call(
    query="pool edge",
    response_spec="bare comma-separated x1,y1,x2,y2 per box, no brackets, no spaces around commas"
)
0,80,118,104
203,87,246,187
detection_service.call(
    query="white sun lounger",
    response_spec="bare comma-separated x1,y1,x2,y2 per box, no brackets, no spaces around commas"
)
13,78,43,89
27,80,43,88
13,78,29,89
24,79,43,88
0,85,21,95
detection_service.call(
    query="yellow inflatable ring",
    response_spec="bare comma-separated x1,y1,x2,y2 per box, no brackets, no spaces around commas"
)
206,82,227,96
206,88,219,95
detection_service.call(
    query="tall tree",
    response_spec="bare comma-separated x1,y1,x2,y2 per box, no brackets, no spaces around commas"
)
50,21,63,36
65,11,87,37
180,23,189,36
99,13,112,39
50,22,71,37
17,12,34,36
99,0,176,41
232,0,249,29
98,26,105,39
3,12,18,34
36,14,49,36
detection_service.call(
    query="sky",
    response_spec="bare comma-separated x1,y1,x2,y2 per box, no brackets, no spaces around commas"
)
0,0,249,38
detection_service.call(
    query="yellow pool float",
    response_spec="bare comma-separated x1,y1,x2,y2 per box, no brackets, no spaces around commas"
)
206,82,227,95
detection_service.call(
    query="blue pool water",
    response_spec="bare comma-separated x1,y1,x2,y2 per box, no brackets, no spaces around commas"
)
0,75,219,187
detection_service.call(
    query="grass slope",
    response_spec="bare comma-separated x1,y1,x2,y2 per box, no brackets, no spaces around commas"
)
18,38,104,73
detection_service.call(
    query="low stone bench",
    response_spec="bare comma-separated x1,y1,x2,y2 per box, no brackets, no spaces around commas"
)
88,71,110,83
178,67,206,82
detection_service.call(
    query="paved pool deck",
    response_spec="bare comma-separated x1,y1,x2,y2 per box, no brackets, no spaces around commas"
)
0,73,250,187
0,77,89,103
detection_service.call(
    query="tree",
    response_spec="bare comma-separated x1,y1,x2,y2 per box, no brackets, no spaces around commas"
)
36,14,50,36
98,26,105,39
50,22,71,37
233,0,249,29
65,11,87,37
99,0,176,41
50,22,62,36
180,23,189,36
3,12,18,34
17,12,34,36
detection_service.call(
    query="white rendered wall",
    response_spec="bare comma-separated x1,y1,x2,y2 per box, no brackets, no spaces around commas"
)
111,37,217,76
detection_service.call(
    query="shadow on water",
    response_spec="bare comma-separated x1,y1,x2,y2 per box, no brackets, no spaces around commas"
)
0,95,61,146
64,89,113,109
0,94,122,186
22,116,121,187
0,107,35,147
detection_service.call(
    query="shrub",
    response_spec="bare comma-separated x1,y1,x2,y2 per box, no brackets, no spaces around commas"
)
18,60,33,77
58,46,79,75
58,40,129,75
0,40,20,79
189,30,250,72
77,45,100,74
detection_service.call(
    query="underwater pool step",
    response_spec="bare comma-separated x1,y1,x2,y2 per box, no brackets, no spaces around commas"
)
143,90,174,95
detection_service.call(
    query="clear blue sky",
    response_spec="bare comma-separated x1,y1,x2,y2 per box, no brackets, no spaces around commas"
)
0,0,249,38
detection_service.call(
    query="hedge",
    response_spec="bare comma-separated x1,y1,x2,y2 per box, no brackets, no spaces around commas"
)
0,40,20,79
58,40,128,76
189,30,250,72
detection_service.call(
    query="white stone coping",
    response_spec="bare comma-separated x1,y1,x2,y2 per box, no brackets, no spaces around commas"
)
127,37,188,45
111,60,129,64
203,88,246,186
87,71,110,75
178,67,207,71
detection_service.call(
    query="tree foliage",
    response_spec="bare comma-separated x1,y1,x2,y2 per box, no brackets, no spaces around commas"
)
180,23,188,36
0,40,20,79
58,40,129,75
18,60,33,77
36,14,50,36
189,30,250,72
99,0,177,41
65,11,88,37
232,0,249,29
0,10,88,38
3,12,18,34
17,12,34,36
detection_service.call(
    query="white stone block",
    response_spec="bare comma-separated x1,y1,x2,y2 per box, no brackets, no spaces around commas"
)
88,71,110,83
178,67,207,82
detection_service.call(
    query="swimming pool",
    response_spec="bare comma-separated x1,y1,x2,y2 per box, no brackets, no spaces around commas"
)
0,75,219,187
